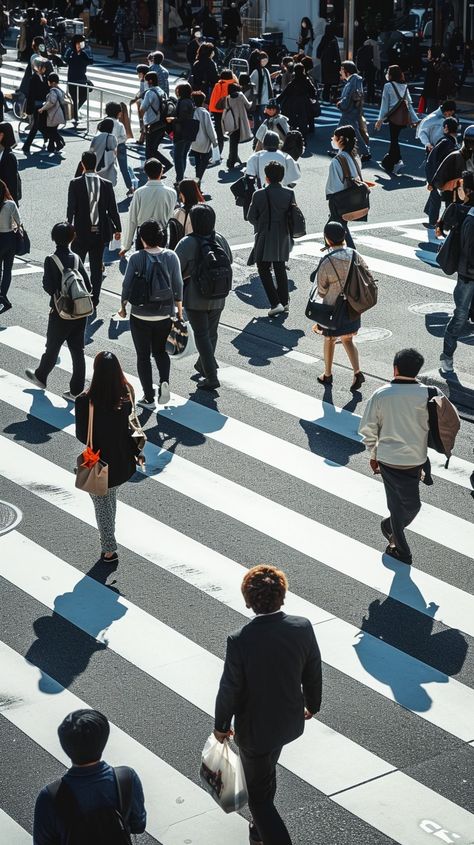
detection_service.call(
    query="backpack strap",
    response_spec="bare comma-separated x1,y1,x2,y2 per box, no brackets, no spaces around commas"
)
113,766,134,826
51,254,64,273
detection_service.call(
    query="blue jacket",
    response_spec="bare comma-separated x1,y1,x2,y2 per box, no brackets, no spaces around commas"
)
338,73,364,113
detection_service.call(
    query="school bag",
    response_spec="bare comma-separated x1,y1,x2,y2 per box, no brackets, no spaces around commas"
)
129,251,174,312
52,255,94,319
46,765,134,845
167,216,185,250
344,250,378,317
192,234,233,299
281,130,304,161
53,86,74,122
426,387,460,467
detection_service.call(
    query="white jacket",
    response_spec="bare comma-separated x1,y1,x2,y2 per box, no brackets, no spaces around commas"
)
359,381,431,465
416,107,446,148
245,149,300,187
191,106,218,153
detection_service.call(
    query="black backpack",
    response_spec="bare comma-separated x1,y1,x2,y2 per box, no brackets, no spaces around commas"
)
281,130,304,161
167,215,186,250
193,234,233,299
47,766,133,845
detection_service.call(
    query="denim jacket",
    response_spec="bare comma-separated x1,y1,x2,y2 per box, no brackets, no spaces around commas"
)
338,73,364,113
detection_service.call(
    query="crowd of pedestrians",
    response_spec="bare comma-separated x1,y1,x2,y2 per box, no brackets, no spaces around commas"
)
0,11,471,845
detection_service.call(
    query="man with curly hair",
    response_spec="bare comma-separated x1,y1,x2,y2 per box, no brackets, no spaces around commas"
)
214,565,322,845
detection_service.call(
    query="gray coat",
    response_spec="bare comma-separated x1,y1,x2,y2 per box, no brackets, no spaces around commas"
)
247,183,294,263
223,93,252,143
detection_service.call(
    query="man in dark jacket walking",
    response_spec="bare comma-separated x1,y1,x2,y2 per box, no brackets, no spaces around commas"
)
67,150,121,308
440,206,474,372
214,564,322,845
424,117,459,226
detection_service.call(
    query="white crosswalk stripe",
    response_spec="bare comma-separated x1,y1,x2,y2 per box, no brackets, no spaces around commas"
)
0,215,472,844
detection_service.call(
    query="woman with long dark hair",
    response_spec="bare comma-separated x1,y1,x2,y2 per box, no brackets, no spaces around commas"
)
0,179,21,314
191,41,219,102
0,123,20,204
375,64,418,175
75,351,144,563
325,124,362,248
298,17,314,56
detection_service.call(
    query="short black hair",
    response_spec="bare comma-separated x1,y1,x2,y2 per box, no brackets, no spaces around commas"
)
139,219,167,247
341,60,357,75
393,348,425,377
264,160,285,183
192,90,205,107
145,71,158,86
462,170,474,191
51,222,75,246
48,72,59,84
176,81,192,99
144,157,163,179
443,116,459,133
189,203,216,236
441,99,456,113
105,101,121,118
81,151,97,171
58,709,110,765
136,63,148,74
150,50,164,64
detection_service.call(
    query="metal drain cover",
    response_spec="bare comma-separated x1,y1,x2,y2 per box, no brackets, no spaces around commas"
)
0,501,22,535
409,302,454,315
354,327,392,343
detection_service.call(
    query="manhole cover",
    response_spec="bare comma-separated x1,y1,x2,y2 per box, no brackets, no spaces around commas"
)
354,327,392,343
0,501,22,535
409,302,454,315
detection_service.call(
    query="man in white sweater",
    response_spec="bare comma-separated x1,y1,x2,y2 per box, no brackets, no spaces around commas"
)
416,100,456,152
246,131,300,187
119,158,177,254
359,348,432,565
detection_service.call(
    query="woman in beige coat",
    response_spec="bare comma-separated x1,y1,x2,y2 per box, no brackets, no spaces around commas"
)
222,83,252,169
38,72,65,153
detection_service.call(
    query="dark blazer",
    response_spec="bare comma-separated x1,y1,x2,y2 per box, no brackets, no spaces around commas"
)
215,611,322,754
247,183,295,263
0,150,19,204
26,71,48,115
67,174,121,244
75,393,138,488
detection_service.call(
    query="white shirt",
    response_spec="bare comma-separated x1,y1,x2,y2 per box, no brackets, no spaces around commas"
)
246,149,301,187
110,116,127,146
123,180,177,251
359,381,431,465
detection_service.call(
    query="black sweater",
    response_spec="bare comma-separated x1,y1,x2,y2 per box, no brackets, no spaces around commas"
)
75,394,138,488
42,246,91,308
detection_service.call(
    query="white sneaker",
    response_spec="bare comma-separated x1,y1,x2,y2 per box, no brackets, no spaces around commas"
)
439,354,454,373
158,381,171,405
392,161,404,175
267,304,285,317
25,368,46,389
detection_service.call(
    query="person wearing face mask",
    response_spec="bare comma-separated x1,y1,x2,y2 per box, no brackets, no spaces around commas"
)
298,17,314,56
325,125,365,249
187,26,202,71
64,34,94,126
250,51,273,132
191,42,219,103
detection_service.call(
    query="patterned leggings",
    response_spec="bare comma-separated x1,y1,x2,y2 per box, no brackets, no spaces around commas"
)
90,486,118,553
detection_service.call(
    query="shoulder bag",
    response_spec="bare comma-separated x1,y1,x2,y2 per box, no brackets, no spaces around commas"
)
331,154,370,221
75,402,109,496
14,223,30,256
287,197,306,239
222,97,237,134
436,224,461,275
384,82,411,127
305,250,349,329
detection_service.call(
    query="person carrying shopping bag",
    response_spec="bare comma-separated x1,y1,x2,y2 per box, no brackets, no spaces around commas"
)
75,351,145,564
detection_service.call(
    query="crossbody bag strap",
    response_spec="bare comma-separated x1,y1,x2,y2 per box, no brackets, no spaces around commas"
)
87,401,94,450
113,765,134,825
337,152,362,183
390,80,407,105
324,248,352,294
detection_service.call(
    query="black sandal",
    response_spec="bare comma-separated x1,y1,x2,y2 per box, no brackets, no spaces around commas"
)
317,374,333,385
101,552,119,563
351,371,365,392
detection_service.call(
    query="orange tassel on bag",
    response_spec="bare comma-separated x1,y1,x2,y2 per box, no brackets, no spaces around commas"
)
81,446,101,468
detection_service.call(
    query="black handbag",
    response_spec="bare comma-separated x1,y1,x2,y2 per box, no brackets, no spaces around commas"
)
287,200,306,239
14,225,30,256
305,254,349,329
330,154,370,222
175,118,200,142
230,174,256,208
436,226,460,276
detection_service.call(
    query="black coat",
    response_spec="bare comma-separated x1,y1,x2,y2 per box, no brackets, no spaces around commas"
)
67,174,121,244
425,135,458,184
247,183,295,263
432,149,472,191
0,150,19,205
458,211,474,279
191,58,218,99
215,611,322,754
75,394,138,488
26,72,49,115
65,48,93,83
317,34,341,85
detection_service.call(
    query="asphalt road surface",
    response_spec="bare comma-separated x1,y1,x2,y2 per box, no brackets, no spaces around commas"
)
0,54,473,845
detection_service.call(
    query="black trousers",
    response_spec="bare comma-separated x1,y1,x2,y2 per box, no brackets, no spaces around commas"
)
257,260,289,308
227,129,240,166
239,745,292,845
130,315,172,399
213,112,224,152
379,463,423,560
68,83,88,122
186,308,222,379
71,235,105,307
145,127,173,172
382,123,403,171
46,126,64,151
194,150,211,181
113,34,131,61
24,109,47,149
36,310,86,395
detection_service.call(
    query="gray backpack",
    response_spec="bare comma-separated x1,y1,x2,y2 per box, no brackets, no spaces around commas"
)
52,255,94,320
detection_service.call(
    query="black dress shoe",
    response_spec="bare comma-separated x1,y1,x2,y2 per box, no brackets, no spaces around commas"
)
197,378,220,391
384,545,412,565
100,551,119,563
350,371,365,392
380,518,393,544
317,374,333,385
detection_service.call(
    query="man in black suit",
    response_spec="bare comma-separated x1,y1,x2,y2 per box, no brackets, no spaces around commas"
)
66,151,121,308
214,565,322,845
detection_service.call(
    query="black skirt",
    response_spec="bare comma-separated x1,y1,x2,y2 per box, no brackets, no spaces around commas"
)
319,315,361,337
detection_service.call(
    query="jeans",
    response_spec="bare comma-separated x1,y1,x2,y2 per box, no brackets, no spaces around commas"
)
0,231,16,300
257,261,289,308
327,196,355,248
253,104,266,133
379,463,422,561
239,745,292,845
173,139,191,183
130,314,172,399
186,308,222,379
117,142,132,190
423,188,442,225
227,130,240,166
382,123,403,171
145,126,173,172
213,112,224,152
443,275,474,358
338,109,369,156
90,486,118,553
35,309,86,395
113,34,131,61
68,83,88,122
193,150,211,181
71,235,105,306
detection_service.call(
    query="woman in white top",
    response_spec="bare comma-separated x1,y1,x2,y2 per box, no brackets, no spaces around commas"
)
89,118,118,186
190,90,218,186
250,50,273,132
325,124,362,248
375,64,419,175
0,178,21,314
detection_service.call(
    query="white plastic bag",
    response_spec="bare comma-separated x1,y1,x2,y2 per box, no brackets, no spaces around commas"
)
211,145,220,164
108,236,121,251
199,734,248,813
